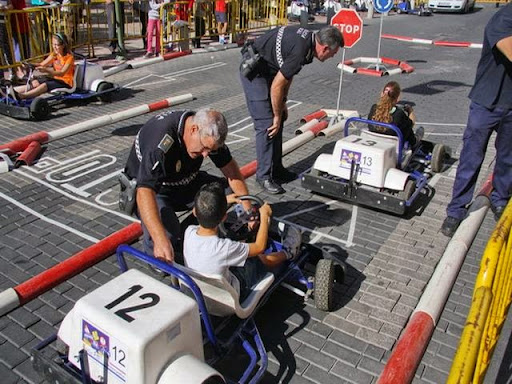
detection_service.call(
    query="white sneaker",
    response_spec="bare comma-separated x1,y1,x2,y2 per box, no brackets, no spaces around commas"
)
278,222,302,260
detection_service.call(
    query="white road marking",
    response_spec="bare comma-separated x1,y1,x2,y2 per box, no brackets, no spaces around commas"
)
275,217,354,247
416,122,466,127
15,169,139,222
346,205,358,247
0,191,99,243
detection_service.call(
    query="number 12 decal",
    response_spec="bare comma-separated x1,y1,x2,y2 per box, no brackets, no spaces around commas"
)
105,285,160,323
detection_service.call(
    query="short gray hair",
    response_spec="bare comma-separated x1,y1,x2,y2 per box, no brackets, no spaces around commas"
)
194,108,228,146
316,26,344,50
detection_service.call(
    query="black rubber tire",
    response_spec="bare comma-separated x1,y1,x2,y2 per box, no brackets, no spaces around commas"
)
431,143,446,173
398,179,416,201
315,259,335,312
97,82,114,102
30,97,50,120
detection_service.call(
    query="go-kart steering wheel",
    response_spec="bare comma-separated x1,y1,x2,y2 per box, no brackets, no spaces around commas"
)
219,195,264,242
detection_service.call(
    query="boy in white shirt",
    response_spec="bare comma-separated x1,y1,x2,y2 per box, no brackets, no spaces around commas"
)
183,182,302,301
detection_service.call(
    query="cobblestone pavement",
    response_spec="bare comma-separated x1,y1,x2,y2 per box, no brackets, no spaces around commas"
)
0,5,503,383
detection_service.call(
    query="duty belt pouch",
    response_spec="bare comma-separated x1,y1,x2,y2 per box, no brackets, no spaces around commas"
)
118,171,137,215
240,42,261,80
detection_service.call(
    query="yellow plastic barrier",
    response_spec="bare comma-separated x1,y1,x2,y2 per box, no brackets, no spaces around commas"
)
447,199,512,384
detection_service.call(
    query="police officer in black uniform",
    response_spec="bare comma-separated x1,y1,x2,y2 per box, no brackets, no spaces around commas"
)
123,108,251,263
240,25,343,194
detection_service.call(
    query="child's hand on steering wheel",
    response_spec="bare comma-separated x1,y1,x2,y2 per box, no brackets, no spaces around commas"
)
226,193,239,205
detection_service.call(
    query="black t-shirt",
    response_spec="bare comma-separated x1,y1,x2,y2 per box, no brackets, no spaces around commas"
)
253,26,315,79
368,104,416,147
468,3,512,109
124,110,232,192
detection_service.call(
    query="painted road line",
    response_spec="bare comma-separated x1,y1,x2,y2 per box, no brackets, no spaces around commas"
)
15,169,138,222
275,217,355,247
0,191,100,243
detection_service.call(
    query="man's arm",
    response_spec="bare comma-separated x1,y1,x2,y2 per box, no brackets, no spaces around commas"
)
136,187,175,262
220,158,252,211
267,71,292,138
496,35,512,61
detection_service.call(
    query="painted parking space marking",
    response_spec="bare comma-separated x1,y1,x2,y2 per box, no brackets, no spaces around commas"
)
124,62,227,88
0,190,100,243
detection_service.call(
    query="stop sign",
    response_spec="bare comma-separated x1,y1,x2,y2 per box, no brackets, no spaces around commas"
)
331,9,363,48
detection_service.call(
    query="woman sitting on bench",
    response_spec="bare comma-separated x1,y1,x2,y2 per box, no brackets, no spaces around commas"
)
11,33,75,100
368,81,422,148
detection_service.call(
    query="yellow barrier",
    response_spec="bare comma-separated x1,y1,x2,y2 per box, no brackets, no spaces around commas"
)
447,199,512,384
0,0,287,70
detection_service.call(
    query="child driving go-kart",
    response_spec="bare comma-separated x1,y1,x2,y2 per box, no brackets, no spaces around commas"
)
183,182,302,302
7,33,74,101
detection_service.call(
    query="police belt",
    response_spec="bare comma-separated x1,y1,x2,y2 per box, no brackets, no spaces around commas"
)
161,171,198,187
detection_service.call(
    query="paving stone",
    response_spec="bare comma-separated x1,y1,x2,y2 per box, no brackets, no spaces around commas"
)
296,344,336,372
356,328,395,350
357,356,385,376
13,358,44,384
322,340,361,367
7,307,40,329
323,315,360,337
0,340,29,368
328,330,369,354
1,322,35,348
33,305,65,326
331,360,375,384
290,327,327,351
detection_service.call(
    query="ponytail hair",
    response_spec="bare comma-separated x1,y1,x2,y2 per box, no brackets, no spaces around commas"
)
372,81,401,131
53,33,70,55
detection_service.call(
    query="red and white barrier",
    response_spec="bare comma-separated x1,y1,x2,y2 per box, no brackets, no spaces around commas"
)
0,93,194,156
378,177,493,384
338,57,414,76
382,33,482,49
300,110,327,124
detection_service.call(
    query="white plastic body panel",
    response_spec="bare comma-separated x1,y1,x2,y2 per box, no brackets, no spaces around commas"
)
76,61,105,91
58,269,203,384
315,134,397,188
383,168,410,191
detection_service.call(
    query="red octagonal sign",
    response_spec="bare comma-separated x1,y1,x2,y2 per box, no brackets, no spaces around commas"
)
331,9,363,48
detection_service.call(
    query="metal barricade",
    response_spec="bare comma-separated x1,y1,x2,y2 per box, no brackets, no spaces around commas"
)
447,199,512,384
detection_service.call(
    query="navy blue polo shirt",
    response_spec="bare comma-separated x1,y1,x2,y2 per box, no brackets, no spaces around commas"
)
468,3,512,109
253,26,315,79
125,110,232,192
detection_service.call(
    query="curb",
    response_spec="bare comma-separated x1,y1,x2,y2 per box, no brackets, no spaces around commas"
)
382,33,483,49
103,42,242,78
338,57,414,76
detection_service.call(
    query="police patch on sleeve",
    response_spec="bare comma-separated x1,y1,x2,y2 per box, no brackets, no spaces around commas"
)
158,134,174,153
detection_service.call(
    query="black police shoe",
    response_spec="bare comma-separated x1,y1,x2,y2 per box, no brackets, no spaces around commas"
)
273,167,298,183
491,204,505,221
257,178,285,194
441,216,461,238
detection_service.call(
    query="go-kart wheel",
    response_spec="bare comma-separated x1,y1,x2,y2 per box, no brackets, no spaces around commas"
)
315,259,335,311
398,179,416,201
97,82,114,102
431,143,446,173
30,97,50,120
219,195,264,242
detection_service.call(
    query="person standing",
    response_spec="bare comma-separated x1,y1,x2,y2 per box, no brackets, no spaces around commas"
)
239,25,343,194
215,0,227,44
143,0,163,58
441,3,512,237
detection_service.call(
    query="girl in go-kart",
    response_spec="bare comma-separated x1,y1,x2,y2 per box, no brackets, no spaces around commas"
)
368,81,423,148
10,33,75,100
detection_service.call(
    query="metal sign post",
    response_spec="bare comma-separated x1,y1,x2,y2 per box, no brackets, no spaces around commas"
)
373,0,393,71
331,9,363,125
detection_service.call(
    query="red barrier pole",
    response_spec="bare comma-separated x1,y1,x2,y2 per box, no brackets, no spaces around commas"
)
14,141,43,168
15,223,142,304
300,110,328,124
0,131,50,156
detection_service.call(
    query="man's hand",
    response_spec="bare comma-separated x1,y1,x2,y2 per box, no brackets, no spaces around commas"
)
267,115,282,139
226,193,239,205
153,237,175,263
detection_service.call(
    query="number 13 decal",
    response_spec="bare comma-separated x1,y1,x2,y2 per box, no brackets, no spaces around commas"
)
104,285,160,323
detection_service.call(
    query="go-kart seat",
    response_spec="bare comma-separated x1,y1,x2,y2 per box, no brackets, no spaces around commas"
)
360,129,413,169
173,263,274,319
50,66,80,94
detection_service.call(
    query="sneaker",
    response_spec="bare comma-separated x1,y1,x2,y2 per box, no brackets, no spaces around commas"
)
257,178,285,194
278,222,302,260
143,52,153,59
415,126,425,142
8,87,20,101
441,216,461,237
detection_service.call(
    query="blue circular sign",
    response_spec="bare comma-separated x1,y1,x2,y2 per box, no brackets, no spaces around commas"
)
373,0,394,13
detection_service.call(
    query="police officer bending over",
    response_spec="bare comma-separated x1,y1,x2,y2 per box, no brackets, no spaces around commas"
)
240,25,344,194
122,108,251,263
